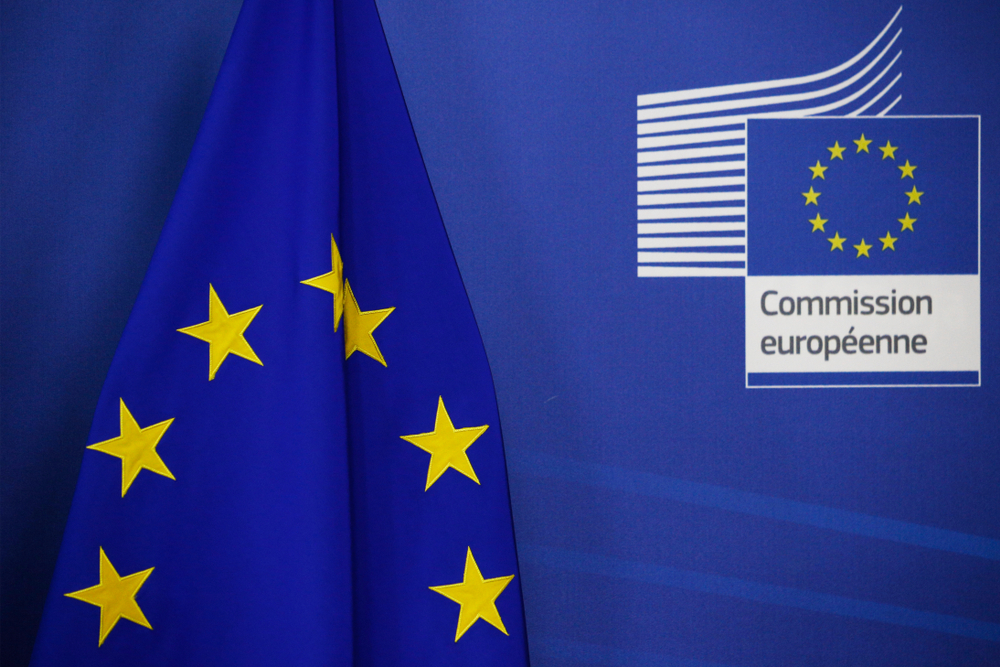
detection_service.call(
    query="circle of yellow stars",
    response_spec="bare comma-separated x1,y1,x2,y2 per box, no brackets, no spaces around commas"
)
69,234,515,646
801,133,924,258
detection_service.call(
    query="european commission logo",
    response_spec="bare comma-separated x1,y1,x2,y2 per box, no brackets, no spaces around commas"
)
745,117,980,388
635,8,981,388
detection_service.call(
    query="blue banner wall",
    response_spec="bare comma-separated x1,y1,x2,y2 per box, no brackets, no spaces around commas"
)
4,1,999,665
2,2,244,665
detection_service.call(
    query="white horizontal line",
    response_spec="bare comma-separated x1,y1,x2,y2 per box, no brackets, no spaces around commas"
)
638,222,746,234
637,162,745,179
637,130,745,149
639,117,747,135
638,251,747,263
728,114,982,120
639,206,745,220
636,7,902,107
638,145,745,164
638,176,745,192
639,237,746,248
637,31,901,121
638,161,745,178
639,266,747,277
638,192,745,206
735,114,976,119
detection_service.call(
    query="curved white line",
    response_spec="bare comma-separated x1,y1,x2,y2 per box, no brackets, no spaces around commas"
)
877,95,902,116
637,52,899,135
638,31,900,121
754,58,900,119
847,72,901,116
636,6,902,107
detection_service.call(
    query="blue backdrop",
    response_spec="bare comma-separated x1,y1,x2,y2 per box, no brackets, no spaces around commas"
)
3,1,998,665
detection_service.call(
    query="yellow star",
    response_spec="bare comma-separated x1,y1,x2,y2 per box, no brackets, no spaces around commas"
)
87,399,175,497
808,214,827,232
808,161,828,180
854,238,872,258
400,397,488,490
828,232,846,251
905,186,924,205
429,548,515,642
827,141,846,160
898,212,917,231
65,548,153,646
343,280,394,366
301,234,345,332
853,133,872,153
898,160,917,178
802,186,821,206
879,231,898,251
178,285,262,380
879,140,898,159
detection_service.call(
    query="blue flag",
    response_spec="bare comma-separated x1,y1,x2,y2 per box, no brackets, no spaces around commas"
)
747,117,979,276
30,0,529,664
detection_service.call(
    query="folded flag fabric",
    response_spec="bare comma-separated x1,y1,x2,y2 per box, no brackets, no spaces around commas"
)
30,0,529,664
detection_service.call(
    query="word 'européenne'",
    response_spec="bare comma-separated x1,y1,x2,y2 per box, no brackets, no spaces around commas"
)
761,327,927,360
760,289,932,317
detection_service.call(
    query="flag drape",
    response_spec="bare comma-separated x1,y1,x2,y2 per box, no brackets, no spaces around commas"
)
30,0,529,664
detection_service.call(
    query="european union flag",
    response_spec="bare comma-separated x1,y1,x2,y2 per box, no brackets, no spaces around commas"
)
30,0,529,664
747,117,979,276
